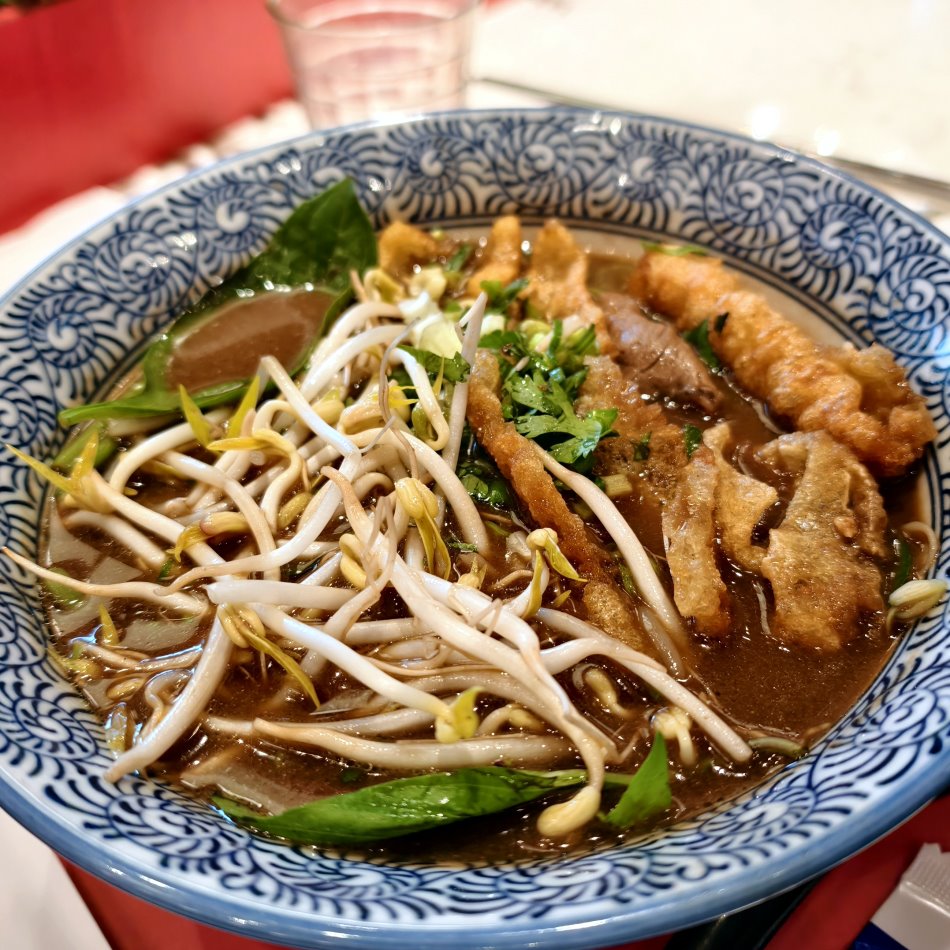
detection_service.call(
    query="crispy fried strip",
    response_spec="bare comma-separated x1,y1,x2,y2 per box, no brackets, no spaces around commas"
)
757,431,886,650
378,221,441,278
466,351,651,653
526,221,615,354
661,446,731,638
631,252,936,477
466,216,523,297
703,423,777,573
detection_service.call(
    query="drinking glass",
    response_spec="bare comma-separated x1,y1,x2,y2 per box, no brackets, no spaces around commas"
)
268,0,481,128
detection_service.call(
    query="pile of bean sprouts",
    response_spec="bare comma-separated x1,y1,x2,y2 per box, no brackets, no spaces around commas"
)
10,291,756,838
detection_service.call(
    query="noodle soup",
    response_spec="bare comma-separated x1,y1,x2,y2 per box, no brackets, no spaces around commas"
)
18,181,943,857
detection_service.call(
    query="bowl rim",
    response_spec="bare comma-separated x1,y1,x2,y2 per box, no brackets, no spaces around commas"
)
1,105,948,948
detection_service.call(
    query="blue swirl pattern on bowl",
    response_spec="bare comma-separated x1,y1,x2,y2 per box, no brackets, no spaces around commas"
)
0,109,947,948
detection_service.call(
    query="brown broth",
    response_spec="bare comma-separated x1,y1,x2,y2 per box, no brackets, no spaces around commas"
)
166,288,334,392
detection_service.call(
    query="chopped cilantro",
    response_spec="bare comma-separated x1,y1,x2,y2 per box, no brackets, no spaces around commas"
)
682,319,721,371
480,277,528,312
633,432,651,462
446,538,479,553
683,424,703,459
488,320,615,469
444,244,473,287
398,345,470,383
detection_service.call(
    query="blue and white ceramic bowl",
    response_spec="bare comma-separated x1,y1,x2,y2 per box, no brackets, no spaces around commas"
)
0,109,948,948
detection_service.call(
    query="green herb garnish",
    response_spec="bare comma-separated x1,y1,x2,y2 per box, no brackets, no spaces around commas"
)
458,457,514,509
398,345,470,384
215,759,669,846
892,537,913,592
339,767,367,786
481,277,528,312
633,432,652,462
682,319,721,371
43,568,85,610
683,424,703,459
52,425,119,472
446,538,479,553
444,243,473,286
484,321,613,467
60,179,377,425
214,767,588,846
603,734,671,828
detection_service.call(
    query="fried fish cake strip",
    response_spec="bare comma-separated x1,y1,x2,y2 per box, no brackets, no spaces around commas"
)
466,216,523,297
630,251,936,477
757,432,886,650
661,445,731,638
466,351,651,653
378,221,441,278
703,423,778,574
526,221,615,354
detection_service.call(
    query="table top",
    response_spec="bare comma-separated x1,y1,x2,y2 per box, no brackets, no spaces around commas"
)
0,2,947,947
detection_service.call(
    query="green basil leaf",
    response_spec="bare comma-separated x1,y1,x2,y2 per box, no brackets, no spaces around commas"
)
603,734,671,828
59,179,377,426
683,424,703,459
682,319,721,371
398,345,470,383
214,766,588,846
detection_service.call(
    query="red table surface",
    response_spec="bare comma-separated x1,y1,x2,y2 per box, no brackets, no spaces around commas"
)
64,796,949,950
0,0,293,236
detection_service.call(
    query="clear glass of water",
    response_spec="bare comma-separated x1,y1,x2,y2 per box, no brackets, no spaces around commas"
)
268,0,481,128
